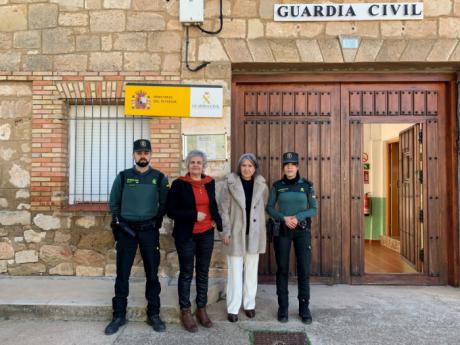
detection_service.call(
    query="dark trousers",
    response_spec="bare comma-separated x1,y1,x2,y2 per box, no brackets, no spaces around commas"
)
274,226,311,310
112,227,161,318
175,229,214,309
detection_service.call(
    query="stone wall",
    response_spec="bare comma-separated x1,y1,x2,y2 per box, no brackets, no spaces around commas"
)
0,82,33,274
0,0,459,277
0,0,459,71
0,76,192,277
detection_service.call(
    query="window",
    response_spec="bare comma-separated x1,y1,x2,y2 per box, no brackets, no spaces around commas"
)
68,99,150,204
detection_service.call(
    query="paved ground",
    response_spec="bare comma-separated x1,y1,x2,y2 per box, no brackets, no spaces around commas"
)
0,276,459,345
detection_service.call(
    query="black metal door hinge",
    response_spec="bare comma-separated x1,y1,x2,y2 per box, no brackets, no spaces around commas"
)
418,170,423,184
418,209,424,223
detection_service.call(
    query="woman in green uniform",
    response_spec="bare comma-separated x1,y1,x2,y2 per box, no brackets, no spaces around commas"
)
266,151,317,324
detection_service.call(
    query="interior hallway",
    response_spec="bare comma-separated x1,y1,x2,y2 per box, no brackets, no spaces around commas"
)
365,241,417,273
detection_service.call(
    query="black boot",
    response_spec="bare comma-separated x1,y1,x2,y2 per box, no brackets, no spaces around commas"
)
148,314,166,332
277,307,288,323
299,298,312,324
104,316,127,335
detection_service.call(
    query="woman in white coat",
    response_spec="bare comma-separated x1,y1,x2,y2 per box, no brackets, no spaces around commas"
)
219,153,269,322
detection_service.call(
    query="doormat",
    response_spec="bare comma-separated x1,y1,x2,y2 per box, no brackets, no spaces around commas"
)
251,331,309,345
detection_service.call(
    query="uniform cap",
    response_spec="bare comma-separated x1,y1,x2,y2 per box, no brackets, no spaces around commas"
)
133,139,151,152
282,151,299,164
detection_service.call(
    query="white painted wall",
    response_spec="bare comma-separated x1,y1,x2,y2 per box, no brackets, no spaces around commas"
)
363,123,414,198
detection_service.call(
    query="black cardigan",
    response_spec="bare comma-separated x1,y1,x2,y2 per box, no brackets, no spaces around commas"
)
166,177,223,244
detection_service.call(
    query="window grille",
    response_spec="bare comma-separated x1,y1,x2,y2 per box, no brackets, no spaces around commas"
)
67,99,151,204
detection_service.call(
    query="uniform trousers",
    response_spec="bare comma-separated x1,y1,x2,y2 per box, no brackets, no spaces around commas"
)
274,226,311,310
112,227,161,318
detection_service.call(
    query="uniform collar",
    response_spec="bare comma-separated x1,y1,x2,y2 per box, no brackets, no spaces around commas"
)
133,166,153,176
282,172,300,185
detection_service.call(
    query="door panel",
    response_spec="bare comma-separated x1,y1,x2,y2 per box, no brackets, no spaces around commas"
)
426,119,440,277
308,121,321,276
346,86,442,117
341,82,446,283
390,142,400,238
350,120,364,276
399,124,422,270
320,120,333,276
234,84,341,280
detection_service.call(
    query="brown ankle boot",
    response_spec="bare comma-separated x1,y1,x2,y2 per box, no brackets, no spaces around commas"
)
180,308,198,333
196,307,212,328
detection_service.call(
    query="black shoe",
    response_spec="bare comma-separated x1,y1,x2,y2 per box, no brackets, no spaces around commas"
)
301,314,312,324
227,313,238,322
104,317,127,335
300,308,312,324
244,309,256,318
277,309,288,323
148,314,166,332
299,299,312,324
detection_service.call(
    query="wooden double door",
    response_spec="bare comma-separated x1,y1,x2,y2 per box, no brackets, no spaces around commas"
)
232,75,455,285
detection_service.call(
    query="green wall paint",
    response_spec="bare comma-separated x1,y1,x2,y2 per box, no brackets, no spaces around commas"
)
364,197,386,240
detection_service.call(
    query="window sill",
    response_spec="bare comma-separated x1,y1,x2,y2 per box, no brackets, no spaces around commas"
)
62,203,109,212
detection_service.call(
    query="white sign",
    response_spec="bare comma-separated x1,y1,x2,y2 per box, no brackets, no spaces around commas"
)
182,134,227,161
274,3,424,21
190,86,223,118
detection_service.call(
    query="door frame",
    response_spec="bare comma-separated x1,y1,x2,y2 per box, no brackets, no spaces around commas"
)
232,73,459,286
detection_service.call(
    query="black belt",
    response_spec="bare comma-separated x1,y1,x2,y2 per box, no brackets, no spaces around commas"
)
123,218,156,232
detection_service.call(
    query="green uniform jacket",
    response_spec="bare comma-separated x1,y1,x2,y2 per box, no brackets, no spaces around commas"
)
266,177,317,223
109,166,169,222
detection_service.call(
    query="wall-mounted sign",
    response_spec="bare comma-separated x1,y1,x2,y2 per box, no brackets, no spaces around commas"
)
124,83,223,118
364,170,369,184
182,134,227,161
274,3,423,21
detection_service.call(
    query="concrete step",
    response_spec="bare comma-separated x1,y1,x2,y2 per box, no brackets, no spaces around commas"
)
0,276,225,323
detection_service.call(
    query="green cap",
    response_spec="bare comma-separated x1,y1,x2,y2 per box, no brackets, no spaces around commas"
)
282,151,299,164
133,139,151,152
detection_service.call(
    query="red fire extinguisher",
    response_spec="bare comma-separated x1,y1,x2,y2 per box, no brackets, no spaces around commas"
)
364,192,372,216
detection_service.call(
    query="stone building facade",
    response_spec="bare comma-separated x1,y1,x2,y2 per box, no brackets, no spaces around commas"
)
0,0,459,282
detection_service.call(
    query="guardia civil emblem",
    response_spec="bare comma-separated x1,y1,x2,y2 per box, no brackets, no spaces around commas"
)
131,90,151,110
202,91,211,104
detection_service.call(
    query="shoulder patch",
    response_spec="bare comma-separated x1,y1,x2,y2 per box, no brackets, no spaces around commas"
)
299,178,313,187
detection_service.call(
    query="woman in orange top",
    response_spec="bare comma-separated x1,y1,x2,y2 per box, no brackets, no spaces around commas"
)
166,150,223,333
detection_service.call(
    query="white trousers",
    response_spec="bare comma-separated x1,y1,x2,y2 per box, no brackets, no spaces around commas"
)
226,254,259,314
